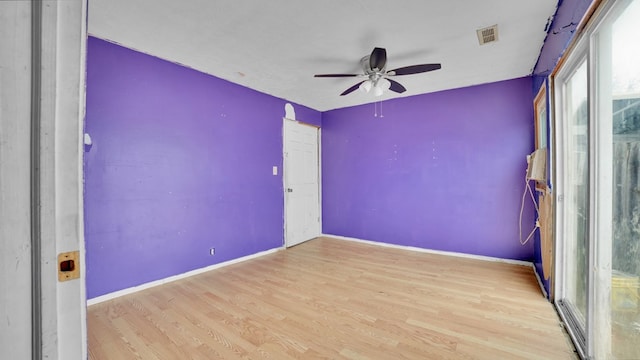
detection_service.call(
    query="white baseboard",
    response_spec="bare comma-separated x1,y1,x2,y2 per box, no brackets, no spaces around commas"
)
87,247,281,306
322,233,533,266
88,236,549,306
532,263,549,299
322,234,551,297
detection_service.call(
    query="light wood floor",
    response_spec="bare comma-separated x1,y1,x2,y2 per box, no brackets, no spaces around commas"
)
88,237,577,359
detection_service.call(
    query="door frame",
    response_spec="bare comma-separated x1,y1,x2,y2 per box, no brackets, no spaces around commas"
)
553,46,591,359
1,1,86,358
552,1,625,357
282,118,322,248
38,1,88,358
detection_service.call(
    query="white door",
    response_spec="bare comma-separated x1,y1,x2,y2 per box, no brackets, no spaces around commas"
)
284,119,320,247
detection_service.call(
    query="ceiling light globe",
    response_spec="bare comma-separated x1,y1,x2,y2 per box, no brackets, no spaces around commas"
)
359,80,372,93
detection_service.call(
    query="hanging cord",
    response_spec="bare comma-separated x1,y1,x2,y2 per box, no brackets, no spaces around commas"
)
519,175,540,245
373,101,384,118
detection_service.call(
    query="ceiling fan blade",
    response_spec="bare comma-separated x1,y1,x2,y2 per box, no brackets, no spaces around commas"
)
387,63,441,76
314,74,360,78
369,47,387,71
387,79,407,93
340,81,366,96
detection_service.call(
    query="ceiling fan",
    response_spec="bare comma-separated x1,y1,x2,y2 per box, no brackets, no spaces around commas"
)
314,47,441,96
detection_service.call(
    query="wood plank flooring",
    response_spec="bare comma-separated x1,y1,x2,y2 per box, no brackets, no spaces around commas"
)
88,237,577,359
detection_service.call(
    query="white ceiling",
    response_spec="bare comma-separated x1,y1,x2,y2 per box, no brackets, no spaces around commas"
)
88,0,558,112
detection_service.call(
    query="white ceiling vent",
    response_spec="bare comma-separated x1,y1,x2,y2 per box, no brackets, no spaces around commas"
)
477,24,499,45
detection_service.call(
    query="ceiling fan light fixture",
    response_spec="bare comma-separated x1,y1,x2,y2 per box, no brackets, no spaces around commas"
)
359,80,372,93
372,78,390,96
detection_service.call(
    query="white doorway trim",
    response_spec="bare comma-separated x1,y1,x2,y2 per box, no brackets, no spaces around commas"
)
1,1,87,359
283,118,321,248
41,1,88,358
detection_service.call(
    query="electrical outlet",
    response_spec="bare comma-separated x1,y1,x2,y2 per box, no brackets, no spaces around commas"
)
209,248,215,256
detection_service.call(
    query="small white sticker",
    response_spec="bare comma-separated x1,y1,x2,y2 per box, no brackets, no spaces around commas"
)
272,166,278,175
84,133,92,145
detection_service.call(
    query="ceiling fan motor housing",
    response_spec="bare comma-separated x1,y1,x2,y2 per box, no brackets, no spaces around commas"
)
360,56,384,85
360,56,377,74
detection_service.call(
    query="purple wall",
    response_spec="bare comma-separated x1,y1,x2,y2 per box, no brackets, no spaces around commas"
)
533,0,594,90
322,78,536,260
87,12,575,298
85,37,320,299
